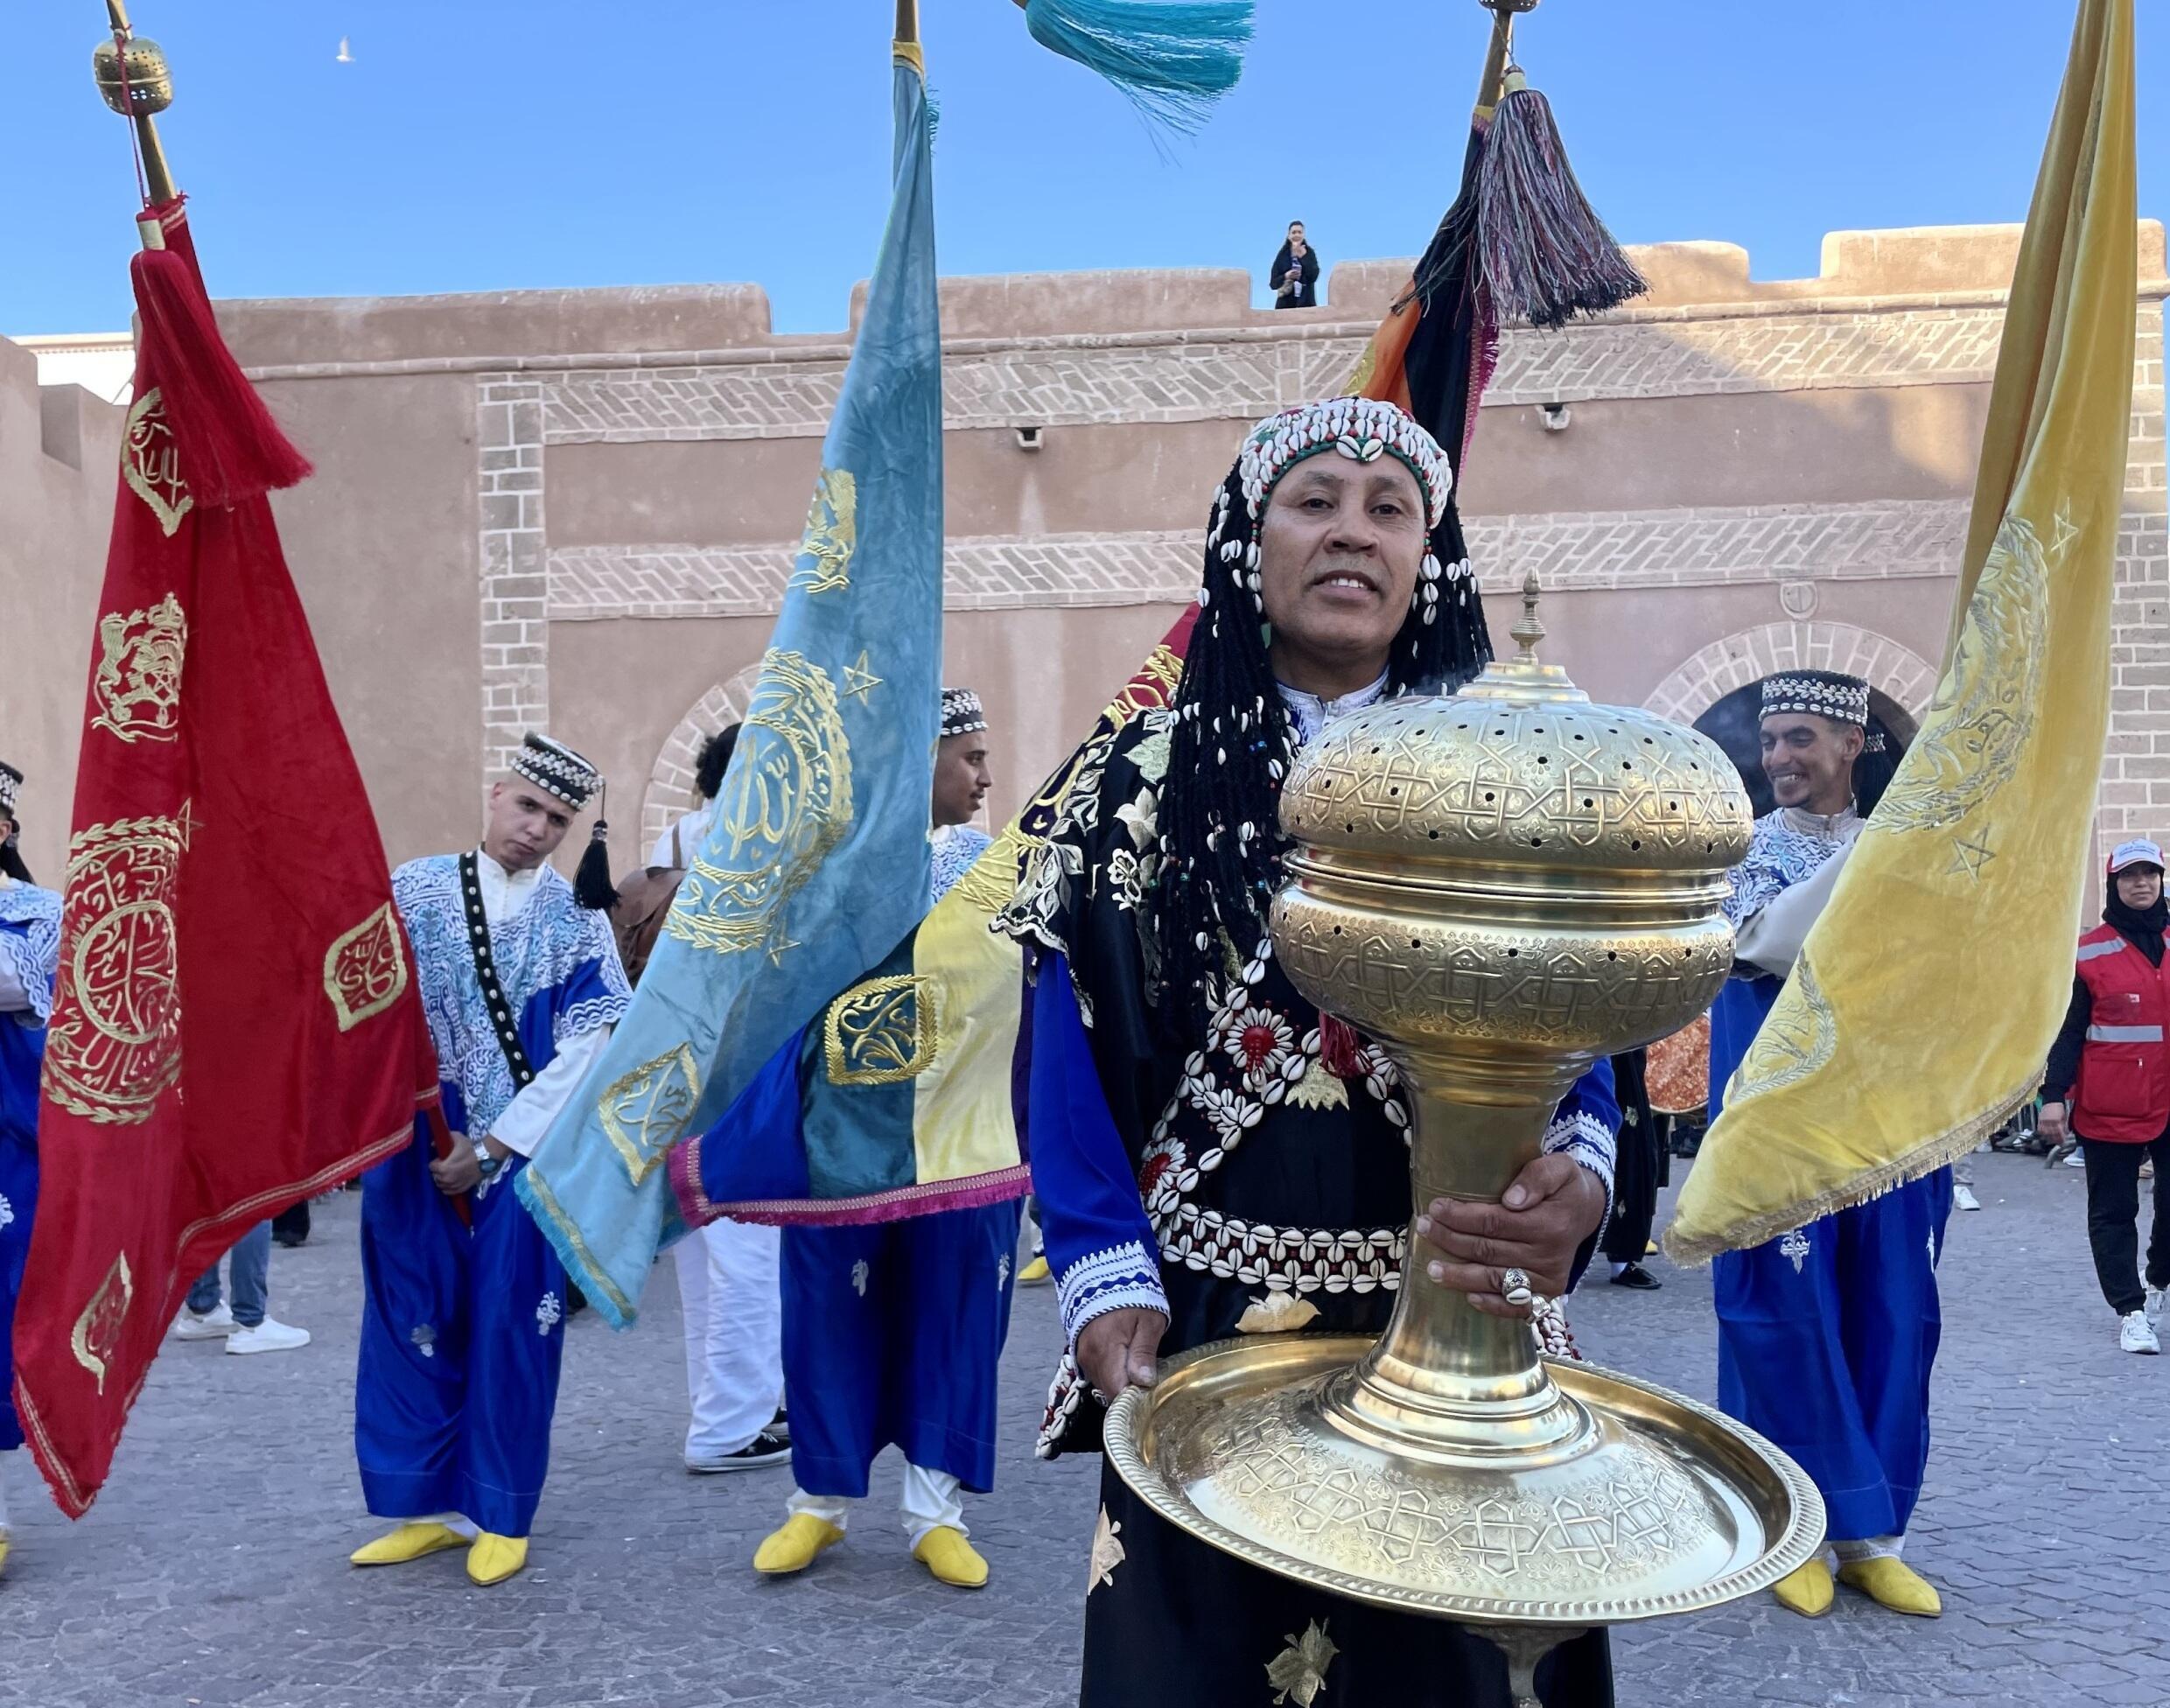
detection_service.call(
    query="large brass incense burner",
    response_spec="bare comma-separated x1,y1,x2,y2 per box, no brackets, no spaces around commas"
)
1105,580,1824,1698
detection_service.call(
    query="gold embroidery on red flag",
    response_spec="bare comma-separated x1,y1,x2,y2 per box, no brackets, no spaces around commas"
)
90,592,188,745
70,1252,133,1395
45,814,187,1125
598,1044,703,1186
122,388,193,537
323,902,410,1032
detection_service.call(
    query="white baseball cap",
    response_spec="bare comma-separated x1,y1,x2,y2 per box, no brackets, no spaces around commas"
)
2106,838,2166,875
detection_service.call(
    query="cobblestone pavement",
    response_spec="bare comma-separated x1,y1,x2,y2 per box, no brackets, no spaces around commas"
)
3,1150,2166,1707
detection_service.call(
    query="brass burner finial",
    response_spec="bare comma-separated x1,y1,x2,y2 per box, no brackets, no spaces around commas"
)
92,0,178,208
1511,568,1546,662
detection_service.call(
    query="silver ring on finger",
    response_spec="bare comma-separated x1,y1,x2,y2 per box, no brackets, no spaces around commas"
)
1501,1266,1533,1308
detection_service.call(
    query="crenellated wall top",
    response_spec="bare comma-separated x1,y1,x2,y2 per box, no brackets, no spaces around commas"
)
216,222,2168,379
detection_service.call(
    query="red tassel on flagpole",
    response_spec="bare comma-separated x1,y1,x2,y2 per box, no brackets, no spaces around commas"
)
130,225,310,508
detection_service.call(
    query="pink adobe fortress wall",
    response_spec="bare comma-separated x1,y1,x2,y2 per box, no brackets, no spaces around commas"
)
3,223,2165,891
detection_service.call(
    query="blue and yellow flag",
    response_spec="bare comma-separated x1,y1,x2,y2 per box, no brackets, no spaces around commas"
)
1668,0,2138,1261
665,613,1194,1230
519,40,942,1325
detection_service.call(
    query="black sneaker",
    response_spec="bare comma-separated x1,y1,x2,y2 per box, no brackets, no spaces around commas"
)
1609,1263,1662,1292
767,1404,789,1443
686,1428,791,1474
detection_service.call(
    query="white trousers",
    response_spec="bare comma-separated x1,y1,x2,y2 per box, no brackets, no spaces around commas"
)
787,1464,965,1547
673,1218,784,1460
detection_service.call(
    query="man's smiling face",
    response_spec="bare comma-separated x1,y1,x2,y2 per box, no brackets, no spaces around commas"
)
1760,711,1862,813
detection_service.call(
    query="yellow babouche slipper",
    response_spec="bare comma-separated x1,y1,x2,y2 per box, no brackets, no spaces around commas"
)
1771,1558,1834,1617
1838,1556,1942,1617
0,1529,12,1578
466,1532,528,1587
1018,1256,1052,1285
913,1524,989,1589
349,1522,468,1568
754,1514,844,1576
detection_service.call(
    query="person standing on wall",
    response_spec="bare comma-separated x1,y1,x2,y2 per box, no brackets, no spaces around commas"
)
2038,838,2170,1355
1270,220,1319,309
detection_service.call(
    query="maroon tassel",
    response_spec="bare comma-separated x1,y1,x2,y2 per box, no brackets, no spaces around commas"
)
130,242,311,508
1319,1015,1366,1081
1474,72,1646,332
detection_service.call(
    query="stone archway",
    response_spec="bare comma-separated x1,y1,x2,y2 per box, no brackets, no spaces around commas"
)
1642,621,1940,728
640,661,763,854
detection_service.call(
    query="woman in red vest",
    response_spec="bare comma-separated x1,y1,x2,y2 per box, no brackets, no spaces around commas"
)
2040,838,2170,1354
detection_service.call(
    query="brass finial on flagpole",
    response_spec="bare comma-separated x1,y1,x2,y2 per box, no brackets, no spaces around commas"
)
92,0,178,209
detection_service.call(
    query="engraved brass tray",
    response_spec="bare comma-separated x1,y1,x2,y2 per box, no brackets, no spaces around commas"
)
1106,1334,1824,1627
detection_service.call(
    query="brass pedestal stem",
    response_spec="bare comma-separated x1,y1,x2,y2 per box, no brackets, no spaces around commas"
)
1326,1064,1592,1464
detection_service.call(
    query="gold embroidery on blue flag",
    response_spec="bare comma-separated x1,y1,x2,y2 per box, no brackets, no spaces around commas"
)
826,973,938,1086
788,466,858,596
598,1044,703,1185
844,648,884,705
666,648,853,959
323,902,410,1032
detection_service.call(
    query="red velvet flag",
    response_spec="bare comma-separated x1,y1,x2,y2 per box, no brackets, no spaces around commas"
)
10,199,444,1516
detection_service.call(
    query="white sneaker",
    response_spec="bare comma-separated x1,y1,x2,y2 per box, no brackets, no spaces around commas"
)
2064,1150,2088,1168
225,1318,311,1355
2119,1311,2160,1355
2147,1285,2166,1326
172,1304,237,1340
1953,1183,1982,1213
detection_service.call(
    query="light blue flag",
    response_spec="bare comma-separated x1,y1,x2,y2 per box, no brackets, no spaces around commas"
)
518,43,942,1326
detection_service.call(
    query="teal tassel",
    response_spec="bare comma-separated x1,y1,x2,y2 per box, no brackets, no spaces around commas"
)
1022,0,1252,132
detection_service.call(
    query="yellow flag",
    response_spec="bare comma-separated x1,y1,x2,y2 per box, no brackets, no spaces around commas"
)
1666,0,2138,1263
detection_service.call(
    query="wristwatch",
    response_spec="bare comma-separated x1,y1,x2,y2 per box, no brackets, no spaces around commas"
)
475,1149,507,1185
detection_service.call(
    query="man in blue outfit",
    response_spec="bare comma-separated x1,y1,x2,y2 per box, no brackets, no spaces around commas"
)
350,734,629,1587
0,760,61,1578
1709,670,1949,1620
752,689,1021,1591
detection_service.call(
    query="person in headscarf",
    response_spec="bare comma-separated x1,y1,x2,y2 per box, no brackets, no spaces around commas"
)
0,760,61,1578
2038,838,2170,1355
999,398,1621,1707
750,689,1022,1592
1707,671,1950,1621
349,734,630,1587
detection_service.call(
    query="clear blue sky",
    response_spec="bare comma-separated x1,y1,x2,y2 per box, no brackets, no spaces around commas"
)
2,1,2161,336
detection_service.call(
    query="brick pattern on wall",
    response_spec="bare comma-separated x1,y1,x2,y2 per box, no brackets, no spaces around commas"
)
534,308,2009,445
477,375,549,783
546,500,1970,623
549,532,1200,620
1642,621,1942,727
2102,303,2170,856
